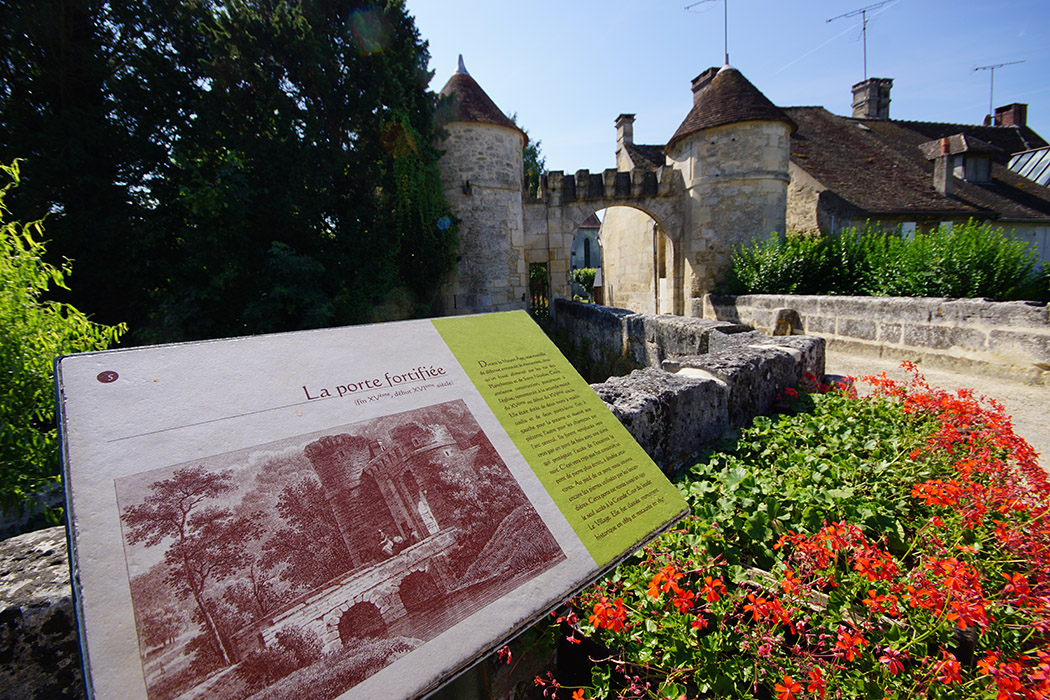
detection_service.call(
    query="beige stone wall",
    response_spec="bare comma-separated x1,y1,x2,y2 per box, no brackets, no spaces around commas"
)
437,122,527,314
786,162,823,233
703,293,1050,384
600,206,659,313
668,120,791,299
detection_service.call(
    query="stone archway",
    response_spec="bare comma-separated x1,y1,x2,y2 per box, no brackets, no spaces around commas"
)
337,602,387,645
398,569,441,618
594,204,677,315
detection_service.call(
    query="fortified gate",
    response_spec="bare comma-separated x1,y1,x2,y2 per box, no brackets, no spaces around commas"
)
435,58,795,318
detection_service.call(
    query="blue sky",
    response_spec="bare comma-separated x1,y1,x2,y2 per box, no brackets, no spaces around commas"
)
406,0,1050,173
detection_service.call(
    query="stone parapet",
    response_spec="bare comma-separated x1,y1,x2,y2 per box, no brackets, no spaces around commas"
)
554,299,825,468
0,526,83,700
703,294,1050,385
592,368,729,468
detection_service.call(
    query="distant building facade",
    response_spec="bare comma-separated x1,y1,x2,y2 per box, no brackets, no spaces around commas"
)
434,61,1050,319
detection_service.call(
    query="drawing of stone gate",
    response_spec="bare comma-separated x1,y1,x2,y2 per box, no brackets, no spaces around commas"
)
229,400,566,662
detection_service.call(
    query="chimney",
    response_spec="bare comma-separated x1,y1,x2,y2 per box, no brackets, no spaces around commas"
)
994,103,1028,127
615,114,635,149
851,77,893,119
690,67,720,106
933,137,953,196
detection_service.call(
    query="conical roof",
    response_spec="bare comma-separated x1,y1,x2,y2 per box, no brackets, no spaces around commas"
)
438,56,526,144
666,65,796,151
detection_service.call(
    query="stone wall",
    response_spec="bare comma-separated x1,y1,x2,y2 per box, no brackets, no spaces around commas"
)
554,299,826,468
438,122,528,314
0,527,83,700
702,293,1050,385
667,120,791,298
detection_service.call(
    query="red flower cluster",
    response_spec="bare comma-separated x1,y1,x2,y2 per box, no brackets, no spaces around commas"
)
589,596,628,633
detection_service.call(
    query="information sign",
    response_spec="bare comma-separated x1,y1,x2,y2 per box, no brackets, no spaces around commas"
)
57,311,688,700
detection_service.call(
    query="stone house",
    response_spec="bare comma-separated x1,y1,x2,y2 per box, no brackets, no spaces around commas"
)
434,59,1050,319
785,79,1050,261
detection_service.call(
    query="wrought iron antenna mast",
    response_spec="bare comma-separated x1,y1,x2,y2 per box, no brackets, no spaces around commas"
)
827,0,895,81
686,0,729,65
974,60,1025,119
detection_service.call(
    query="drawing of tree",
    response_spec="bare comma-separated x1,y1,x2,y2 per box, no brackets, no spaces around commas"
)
260,476,352,591
221,562,288,622
139,607,183,650
120,466,261,669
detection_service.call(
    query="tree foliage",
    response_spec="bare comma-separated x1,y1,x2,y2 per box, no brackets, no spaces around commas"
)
510,113,546,197
260,477,352,592
0,161,124,519
0,0,458,343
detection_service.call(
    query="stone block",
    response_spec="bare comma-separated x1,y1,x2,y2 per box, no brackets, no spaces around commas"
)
591,368,728,469
878,322,903,344
988,329,1050,366
644,315,748,360
772,308,802,336
706,328,769,353
665,346,799,427
902,324,952,350
903,324,986,352
838,317,877,341
0,527,84,700
803,315,837,335
555,299,632,366
756,334,826,379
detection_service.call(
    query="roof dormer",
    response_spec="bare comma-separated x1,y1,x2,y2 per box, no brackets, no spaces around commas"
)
920,134,1002,191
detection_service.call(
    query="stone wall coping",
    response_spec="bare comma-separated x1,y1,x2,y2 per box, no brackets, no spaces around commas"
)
703,293,1050,385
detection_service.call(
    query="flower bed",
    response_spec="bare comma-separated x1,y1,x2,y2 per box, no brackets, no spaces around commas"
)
528,365,1049,699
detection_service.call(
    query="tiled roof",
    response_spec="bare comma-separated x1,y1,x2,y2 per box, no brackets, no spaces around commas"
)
917,133,1001,160
625,143,666,170
889,119,1047,162
667,66,796,151
579,213,601,228
438,59,524,142
785,106,1050,222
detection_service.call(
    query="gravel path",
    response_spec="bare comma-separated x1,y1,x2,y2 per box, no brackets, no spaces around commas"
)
825,350,1049,472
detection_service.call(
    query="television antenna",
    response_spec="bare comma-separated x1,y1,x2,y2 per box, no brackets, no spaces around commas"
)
686,0,729,66
827,0,896,81
973,60,1025,119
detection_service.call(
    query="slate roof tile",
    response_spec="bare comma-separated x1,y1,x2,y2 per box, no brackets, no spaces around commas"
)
785,106,1050,222
437,63,525,143
625,143,666,170
667,66,796,151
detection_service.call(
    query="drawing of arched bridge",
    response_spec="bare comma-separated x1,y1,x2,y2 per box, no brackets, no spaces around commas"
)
231,528,459,658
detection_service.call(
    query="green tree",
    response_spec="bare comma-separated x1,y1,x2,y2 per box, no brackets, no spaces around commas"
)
142,0,459,341
1,1,459,343
0,161,124,520
510,113,546,197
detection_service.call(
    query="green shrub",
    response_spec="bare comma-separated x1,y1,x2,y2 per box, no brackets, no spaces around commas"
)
722,221,1048,301
570,267,598,301
0,161,125,521
681,391,941,569
866,221,1047,300
721,232,827,295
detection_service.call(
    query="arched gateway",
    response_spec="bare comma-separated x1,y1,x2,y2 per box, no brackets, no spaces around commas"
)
435,57,794,318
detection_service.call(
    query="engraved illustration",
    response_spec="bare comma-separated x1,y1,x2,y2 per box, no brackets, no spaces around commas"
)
115,399,565,700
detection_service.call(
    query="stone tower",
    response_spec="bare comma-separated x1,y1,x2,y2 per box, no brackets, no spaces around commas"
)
664,65,795,314
436,56,528,314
